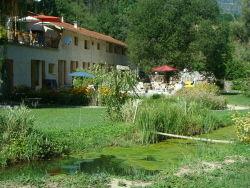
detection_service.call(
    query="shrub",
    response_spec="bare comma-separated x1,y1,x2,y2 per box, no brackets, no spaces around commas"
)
232,112,250,143
88,64,137,121
176,83,227,110
10,87,91,106
232,78,250,97
136,98,223,144
0,106,66,167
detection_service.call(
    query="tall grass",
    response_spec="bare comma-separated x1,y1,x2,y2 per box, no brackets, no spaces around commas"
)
0,106,66,167
136,98,224,144
176,83,227,110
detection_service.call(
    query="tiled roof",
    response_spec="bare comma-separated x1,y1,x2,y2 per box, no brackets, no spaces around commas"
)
52,21,127,47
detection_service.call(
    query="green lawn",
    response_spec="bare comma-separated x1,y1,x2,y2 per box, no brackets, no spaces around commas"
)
32,107,108,131
30,107,133,153
224,94,250,106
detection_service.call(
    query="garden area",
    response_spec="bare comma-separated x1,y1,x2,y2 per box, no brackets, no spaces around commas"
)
1,0,250,187
0,77,249,187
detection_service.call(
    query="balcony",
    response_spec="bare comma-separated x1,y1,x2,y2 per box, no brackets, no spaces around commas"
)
7,30,61,49
6,17,62,49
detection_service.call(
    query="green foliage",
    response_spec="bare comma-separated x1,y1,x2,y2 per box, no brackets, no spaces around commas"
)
232,78,250,97
176,83,227,110
242,0,250,37
136,98,223,144
30,107,135,152
73,77,94,88
0,106,65,167
192,21,232,79
44,124,134,152
0,25,7,42
33,0,95,29
87,0,136,41
127,0,231,78
88,64,137,121
225,59,249,80
230,21,249,43
10,86,91,106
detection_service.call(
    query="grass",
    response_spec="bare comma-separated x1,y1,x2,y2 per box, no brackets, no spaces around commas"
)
0,102,249,187
30,107,134,153
224,94,250,106
1,124,249,187
32,107,107,130
136,98,229,144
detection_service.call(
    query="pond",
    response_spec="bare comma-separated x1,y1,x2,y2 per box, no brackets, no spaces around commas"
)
0,126,234,181
0,154,158,181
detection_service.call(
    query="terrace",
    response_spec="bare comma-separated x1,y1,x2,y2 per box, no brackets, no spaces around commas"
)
6,16,62,49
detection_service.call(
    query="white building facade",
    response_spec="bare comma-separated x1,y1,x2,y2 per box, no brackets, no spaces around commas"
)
3,15,128,90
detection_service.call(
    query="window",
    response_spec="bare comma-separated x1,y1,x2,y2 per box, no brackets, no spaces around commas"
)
97,43,100,50
84,40,89,49
74,36,78,46
48,63,55,74
70,61,78,72
87,62,91,69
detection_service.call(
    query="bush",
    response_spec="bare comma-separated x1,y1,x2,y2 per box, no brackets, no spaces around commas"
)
0,106,66,167
136,98,223,144
232,112,250,143
10,87,91,106
232,78,250,97
86,64,137,121
176,83,227,110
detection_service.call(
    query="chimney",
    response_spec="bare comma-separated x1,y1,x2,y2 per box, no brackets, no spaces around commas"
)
73,21,77,29
61,16,64,22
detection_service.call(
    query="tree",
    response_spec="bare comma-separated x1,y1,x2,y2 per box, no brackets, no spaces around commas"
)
0,0,36,95
33,0,95,29
84,0,137,41
242,0,250,37
127,0,232,79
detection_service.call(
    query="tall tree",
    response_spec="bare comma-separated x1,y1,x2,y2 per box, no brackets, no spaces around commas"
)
33,0,95,30
127,0,231,79
242,0,250,37
84,0,137,41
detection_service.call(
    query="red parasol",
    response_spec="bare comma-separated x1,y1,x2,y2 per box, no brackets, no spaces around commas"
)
152,65,177,72
33,15,61,22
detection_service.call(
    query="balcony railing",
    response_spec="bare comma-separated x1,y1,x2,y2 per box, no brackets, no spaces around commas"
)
7,30,60,49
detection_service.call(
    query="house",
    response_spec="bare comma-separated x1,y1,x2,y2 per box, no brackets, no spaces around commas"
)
1,14,128,90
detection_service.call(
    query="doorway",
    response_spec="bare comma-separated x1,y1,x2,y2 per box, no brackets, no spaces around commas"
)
58,60,66,87
31,60,45,89
4,59,14,91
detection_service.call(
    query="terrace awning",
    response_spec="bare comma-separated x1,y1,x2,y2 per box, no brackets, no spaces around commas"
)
33,15,61,22
152,65,177,72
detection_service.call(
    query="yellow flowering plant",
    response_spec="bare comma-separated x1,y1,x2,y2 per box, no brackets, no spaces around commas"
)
232,112,250,143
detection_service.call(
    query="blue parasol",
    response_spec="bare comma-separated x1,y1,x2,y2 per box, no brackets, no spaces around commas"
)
69,71,95,78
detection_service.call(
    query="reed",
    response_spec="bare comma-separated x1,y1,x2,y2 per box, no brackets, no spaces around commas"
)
136,98,222,144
